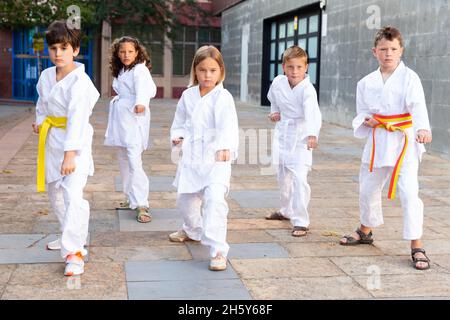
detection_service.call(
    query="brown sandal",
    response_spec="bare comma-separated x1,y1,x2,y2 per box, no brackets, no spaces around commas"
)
292,226,308,237
265,211,289,220
340,228,373,246
411,248,430,270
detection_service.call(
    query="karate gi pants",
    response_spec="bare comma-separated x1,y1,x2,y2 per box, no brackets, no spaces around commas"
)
177,184,229,258
47,174,89,259
277,164,311,228
359,162,424,240
117,145,149,209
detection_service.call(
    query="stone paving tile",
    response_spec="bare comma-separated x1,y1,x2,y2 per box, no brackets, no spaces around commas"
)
231,257,344,279
1,263,127,300
228,218,290,230
429,254,450,273
126,260,239,282
128,279,252,300
186,242,289,260
0,234,46,249
227,230,275,243
89,245,191,262
242,276,372,300
229,190,279,208
266,229,343,243
374,239,450,256
89,231,178,247
283,242,384,258
114,175,176,192
330,255,449,276
352,273,450,299
118,208,182,232
0,265,15,285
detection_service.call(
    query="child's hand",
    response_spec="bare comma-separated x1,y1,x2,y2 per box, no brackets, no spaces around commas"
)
268,112,281,122
60,151,77,176
363,117,379,128
307,136,318,150
416,129,432,144
172,137,184,146
32,122,39,134
134,105,145,114
216,149,230,162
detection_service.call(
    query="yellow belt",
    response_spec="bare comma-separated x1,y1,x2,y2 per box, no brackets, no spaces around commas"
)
369,113,412,200
37,116,67,192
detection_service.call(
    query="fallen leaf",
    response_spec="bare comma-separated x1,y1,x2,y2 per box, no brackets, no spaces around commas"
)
1,170,13,174
322,231,341,237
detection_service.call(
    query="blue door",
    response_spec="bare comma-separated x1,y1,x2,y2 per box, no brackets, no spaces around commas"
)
12,27,93,102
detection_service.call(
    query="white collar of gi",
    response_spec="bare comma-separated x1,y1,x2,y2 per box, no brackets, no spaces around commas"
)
283,74,310,90
198,82,223,98
377,60,405,81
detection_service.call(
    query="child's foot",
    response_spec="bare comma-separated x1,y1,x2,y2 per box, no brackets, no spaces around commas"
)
64,252,84,276
168,230,196,242
339,228,373,245
411,248,430,270
292,226,308,237
209,254,227,271
46,237,61,250
265,211,289,220
117,199,130,210
136,207,151,223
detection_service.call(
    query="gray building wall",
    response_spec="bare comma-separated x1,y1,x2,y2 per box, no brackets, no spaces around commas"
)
221,0,450,154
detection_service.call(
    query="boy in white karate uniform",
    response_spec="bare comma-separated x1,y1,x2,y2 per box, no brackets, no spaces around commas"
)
266,46,322,237
104,36,156,223
169,46,239,271
340,26,432,270
33,20,99,276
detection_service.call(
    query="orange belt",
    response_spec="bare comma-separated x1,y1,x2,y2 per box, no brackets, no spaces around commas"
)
369,113,412,200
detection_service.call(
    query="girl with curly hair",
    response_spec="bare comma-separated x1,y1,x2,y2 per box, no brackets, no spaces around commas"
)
104,36,156,223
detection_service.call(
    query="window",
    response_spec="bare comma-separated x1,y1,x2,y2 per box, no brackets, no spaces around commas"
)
112,25,164,75
172,27,221,76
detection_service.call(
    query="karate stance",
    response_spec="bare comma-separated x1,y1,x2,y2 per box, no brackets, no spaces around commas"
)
169,46,239,271
340,26,432,270
266,45,322,237
33,20,99,276
104,36,156,223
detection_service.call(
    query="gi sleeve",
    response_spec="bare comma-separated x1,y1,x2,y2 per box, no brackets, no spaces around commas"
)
64,78,99,151
132,63,156,113
303,86,322,138
170,93,187,141
267,82,280,114
352,80,373,139
214,91,239,160
35,77,47,125
406,73,431,133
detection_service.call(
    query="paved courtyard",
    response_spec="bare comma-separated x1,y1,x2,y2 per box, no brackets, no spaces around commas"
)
1,99,450,300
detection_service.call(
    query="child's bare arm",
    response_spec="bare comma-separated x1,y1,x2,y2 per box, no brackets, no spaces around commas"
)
60,150,77,176
216,149,230,161
416,129,432,144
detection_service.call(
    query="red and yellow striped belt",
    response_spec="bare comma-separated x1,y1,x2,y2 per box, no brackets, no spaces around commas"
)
369,113,412,199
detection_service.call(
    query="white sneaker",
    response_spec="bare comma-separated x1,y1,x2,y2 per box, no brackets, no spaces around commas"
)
64,252,85,276
46,237,61,250
209,254,227,271
169,230,196,242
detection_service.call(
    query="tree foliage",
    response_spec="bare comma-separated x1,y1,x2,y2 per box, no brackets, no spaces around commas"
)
0,0,209,37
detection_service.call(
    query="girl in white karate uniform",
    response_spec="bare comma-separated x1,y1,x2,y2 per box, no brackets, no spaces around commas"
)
104,36,156,223
169,46,239,271
266,46,322,237
340,27,432,271
33,21,99,276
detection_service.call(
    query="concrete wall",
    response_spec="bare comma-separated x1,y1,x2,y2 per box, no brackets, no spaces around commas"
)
220,0,450,154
